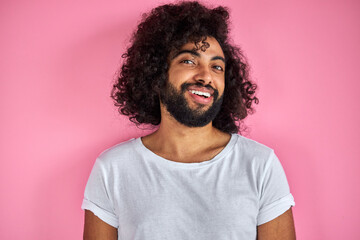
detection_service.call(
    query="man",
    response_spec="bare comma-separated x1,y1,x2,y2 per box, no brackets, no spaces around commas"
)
82,1,296,239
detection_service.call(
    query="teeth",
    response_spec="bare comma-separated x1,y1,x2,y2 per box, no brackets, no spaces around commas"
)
189,90,211,98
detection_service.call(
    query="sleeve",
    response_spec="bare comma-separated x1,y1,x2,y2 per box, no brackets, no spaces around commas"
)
257,151,295,226
81,158,119,228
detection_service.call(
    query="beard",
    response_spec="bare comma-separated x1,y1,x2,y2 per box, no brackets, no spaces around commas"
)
160,81,224,127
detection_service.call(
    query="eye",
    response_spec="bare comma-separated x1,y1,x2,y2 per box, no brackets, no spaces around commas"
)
181,59,195,65
213,65,224,71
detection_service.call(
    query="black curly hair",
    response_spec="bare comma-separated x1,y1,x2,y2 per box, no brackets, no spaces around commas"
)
111,0,259,134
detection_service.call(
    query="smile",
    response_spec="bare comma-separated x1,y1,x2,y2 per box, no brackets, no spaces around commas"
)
189,90,211,98
187,90,214,105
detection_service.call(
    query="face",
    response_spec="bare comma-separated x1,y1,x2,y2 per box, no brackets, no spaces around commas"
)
160,36,226,127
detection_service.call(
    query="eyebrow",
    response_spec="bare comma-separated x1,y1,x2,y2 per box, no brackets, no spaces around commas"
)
172,49,225,63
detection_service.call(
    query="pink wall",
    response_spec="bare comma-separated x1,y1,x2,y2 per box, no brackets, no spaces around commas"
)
1,0,359,239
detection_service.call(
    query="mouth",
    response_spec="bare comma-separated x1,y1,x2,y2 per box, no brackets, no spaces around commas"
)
187,89,214,105
181,82,218,105
188,89,211,98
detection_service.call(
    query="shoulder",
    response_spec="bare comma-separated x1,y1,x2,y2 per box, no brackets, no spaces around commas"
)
95,138,139,167
233,134,274,156
231,134,275,166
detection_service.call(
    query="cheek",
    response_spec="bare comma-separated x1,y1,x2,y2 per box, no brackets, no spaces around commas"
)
167,68,179,85
169,69,190,85
215,76,225,95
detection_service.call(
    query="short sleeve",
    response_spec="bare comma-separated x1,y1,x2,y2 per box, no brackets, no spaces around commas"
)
81,158,119,228
257,151,295,225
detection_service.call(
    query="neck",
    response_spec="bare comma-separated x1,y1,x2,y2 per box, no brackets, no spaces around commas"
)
157,114,218,148
141,106,231,163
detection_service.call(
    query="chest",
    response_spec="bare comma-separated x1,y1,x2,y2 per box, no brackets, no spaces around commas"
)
113,168,259,239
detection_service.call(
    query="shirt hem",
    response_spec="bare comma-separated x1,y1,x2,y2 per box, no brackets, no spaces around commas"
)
257,193,295,226
81,198,119,228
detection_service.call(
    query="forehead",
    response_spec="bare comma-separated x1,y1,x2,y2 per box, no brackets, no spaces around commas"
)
174,36,225,58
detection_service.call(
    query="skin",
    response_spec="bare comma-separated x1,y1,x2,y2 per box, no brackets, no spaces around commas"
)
257,208,296,240
83,210,117,240
83,36,296,239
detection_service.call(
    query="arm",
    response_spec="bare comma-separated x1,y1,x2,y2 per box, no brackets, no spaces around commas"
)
83,210,118,240
257,208,296,240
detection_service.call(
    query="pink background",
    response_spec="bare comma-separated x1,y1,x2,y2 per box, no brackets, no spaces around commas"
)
1,0,359,239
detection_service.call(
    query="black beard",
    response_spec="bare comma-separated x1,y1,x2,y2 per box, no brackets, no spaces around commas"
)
160,82,223,127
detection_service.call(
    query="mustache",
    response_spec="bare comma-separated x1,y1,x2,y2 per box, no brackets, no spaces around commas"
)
181,82,217,93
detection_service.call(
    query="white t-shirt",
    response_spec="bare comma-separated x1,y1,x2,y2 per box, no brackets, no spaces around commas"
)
82,134,295,239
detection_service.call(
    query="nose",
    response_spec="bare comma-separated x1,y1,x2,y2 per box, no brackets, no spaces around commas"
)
194,65,212,85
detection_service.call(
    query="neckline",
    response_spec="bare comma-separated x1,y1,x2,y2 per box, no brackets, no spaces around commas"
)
135,133,238,169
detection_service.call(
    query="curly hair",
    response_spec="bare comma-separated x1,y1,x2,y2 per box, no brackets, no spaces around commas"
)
111,1,259,134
